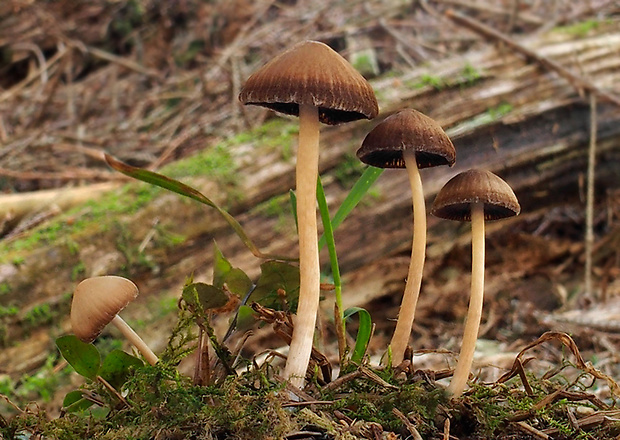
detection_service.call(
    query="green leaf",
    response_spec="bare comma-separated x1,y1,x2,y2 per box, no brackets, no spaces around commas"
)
99,349,144,389
182,282,229,311
105,154,295,261
56,335,101,380
317,176,346,358
235,304,256,331
344,307,373,364
289,189,298,233
250,261,300,311
62,390,95,413
213,241,233,288
318,166,383,249
213,242,252,296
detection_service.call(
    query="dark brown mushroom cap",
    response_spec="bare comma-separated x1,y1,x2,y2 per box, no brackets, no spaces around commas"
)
71,276,139,342
239,40,378,125
356,109,456,169
431,169,520,221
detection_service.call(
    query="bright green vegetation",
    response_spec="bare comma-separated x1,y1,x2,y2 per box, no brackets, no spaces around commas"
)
460,62,482,86
553,20,601,37
165,142,238,184
402,62,483,92
488,102,514,120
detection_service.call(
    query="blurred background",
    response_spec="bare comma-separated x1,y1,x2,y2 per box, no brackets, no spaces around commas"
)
0,0,619,415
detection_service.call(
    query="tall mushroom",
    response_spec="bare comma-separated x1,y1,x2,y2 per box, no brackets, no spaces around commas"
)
356,109,456,366
431,169,520,396
71,275,158,366
239,40,378,387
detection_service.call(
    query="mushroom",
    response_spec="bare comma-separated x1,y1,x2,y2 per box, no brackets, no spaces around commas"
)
431,169,520,396
71,275,158,366
356,109,456,366
239,40,378,387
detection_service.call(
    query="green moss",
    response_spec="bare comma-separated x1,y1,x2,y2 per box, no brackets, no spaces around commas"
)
22,303,54,328
254,118,299,161
553,20,601,37
0,304,18,318
70,261,86,281
165,142,237,183
0,183,160,261
460,62,482,86
488,102,514,120
334,153,366,187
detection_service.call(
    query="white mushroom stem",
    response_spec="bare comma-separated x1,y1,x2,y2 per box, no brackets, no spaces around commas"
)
389,149,426,366
111,314,159,366
448,201,485,396
283,103,321,388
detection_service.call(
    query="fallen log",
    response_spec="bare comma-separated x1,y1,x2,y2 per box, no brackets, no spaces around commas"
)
1,21,619,377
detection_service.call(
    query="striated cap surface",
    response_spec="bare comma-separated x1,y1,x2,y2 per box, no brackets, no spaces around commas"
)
356,109,456,169
431,169,520,221
71,276,139,342
239,40,378,125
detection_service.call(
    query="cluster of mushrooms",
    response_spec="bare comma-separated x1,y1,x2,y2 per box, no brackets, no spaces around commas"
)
70,40,520,398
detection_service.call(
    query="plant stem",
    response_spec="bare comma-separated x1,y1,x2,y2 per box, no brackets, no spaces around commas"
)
448,201,485,396
585,93,597,299
389,149,426,366
111,314,158,366
283,103,320,388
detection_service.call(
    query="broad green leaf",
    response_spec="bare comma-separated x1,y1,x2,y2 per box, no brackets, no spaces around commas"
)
318,166,383,249
235,304,256,331
105,154,295,261
99,349,144,389
250,261,300,311
56,335,101,380
213,242,253,296
213,242,233,288
223,268,253,298
182,282,229,310
62,390,94,413
344,307,373,364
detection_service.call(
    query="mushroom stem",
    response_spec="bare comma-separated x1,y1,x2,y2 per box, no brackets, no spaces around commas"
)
111,314,159,366
389,149,426,366
283,103,321,388
448,201,485,396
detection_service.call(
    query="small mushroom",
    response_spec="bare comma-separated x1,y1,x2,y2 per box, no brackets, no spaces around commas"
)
71,275,158,366
356,109,456,366
240,40,378,387
431,169,520,396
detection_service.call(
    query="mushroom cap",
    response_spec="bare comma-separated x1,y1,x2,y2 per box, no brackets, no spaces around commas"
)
431,169,520,221
71,276,139,342
356,109,456,169
239,40,378,125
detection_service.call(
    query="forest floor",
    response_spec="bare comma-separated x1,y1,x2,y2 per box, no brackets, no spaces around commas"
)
1,0,620,438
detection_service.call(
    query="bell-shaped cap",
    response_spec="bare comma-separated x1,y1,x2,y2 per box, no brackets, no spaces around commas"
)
357,109,456,169
239,40,378,125
431,169,520,221
71,276,139,342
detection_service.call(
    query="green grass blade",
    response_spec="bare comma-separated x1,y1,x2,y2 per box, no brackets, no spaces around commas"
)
316,176,346,361
318,166,383,249
344,307,373,364
289,189,298,233
316,177,341,289
105,154,295,261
